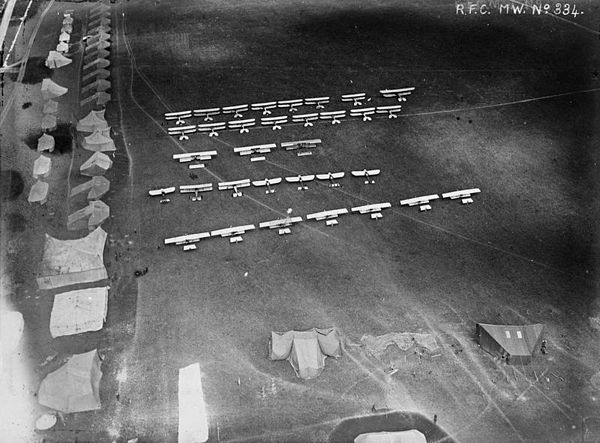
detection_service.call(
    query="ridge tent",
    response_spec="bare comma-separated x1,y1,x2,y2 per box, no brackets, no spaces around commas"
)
355,430,427,443
62,16,73,25
476,323,545,364
59,32,71,43
80,151,112,176
76,109,108,132
37,133,55,153
49,287,109,337
42,100,58,114
82,129,115,152
41,78,68,100
82,67,110,82
67,200,110,231
269,328,342,379
37,227,108,289
41,113,57,132
45,51,72,69
70,176,110,200
38,349,102,413
61,24,73,34
33,155,51,179
56,41,69,53
80,91,111,107
81,78,111,94
28,180,49,205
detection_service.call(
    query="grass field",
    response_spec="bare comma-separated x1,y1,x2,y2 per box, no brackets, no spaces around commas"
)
3,0,600,441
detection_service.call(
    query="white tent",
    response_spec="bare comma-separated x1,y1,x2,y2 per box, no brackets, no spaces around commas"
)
76,109,108,132
82,129,115,152
62,16,73,25
82,67,110,83
28,180,49,205
86,31,111,43
355,430,427,443
83,48,110,64
87,24,111,36
41,78,68,100
83,58,110,71
80,151,112,176
49,287,109,337
38,350,102,413
67,200,110,231
37,227,108,290
37,133,55,153
56,41,69,53
70,176,110,200
81,91,111,107
178,363,209,443
81,78,111,95
42,100,58,114
45,51,72,69
59,32,71,43
41,113,57,132
85,39,110,52
33,155,51,179
61,24,73,34
269,328,342,379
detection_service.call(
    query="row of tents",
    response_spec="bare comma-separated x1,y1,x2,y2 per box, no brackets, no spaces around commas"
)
81,4,112,109
35,2,115,422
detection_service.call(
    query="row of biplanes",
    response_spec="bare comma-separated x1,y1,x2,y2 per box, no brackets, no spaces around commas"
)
161,187,480,250
164,88,415,139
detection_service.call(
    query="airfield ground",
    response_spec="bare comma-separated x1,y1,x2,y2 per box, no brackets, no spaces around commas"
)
2,0,600,442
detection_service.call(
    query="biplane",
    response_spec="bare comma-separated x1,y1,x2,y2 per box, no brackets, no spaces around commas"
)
351,169,380,184
167,125,196,141
210,224,256,244
376,105,403,119
164,231,211,251
400,194,440,212
319,110,346,125
227,118,256,134
304,96,330,109
281,139,320,156
234,143,276,158
197,122,226,137
259,216,303,236
149,186,176,204
351,202,391,220
193,107,221,121
251,101,277,115
341,92,367,106
316,172,345,188
277,99,303,113
252,177,282,194
261,115,288,130
222,104,248,119
441,188,481,205
380,87,415,102
218,179,251,198
306,208,348,226
285,174,315,191
292,113,319,127
350,107,376,122
179,183,214,202
173,151,217,169
164,110,192,126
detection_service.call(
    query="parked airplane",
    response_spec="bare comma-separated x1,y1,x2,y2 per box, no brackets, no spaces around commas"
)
218,179,251,198
351,202,391,220
164,110,191,125
234,143,276,157
350,107,376,122
380,87,415,102
400,194,440,212
179,183,214,202
252,177,282,194
259,216,303,235
261,115,288,130
304,96,330,109
167,125,196,141
251,101,277,115
351,169,380,184
164,231,211,250
197,122,226,137
341,92,367,106
193,107,221,121
285,174,315,191
222,104,249,119
316,172,345,187
292,112,319,127
441,188,481,205
149,186,176,204
173,151,217,168
210,224,256,244
319,110,346,125
306,208,348,226
280,139,321,151
227,118,256,133
277,99,303,113
376,105,403,119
